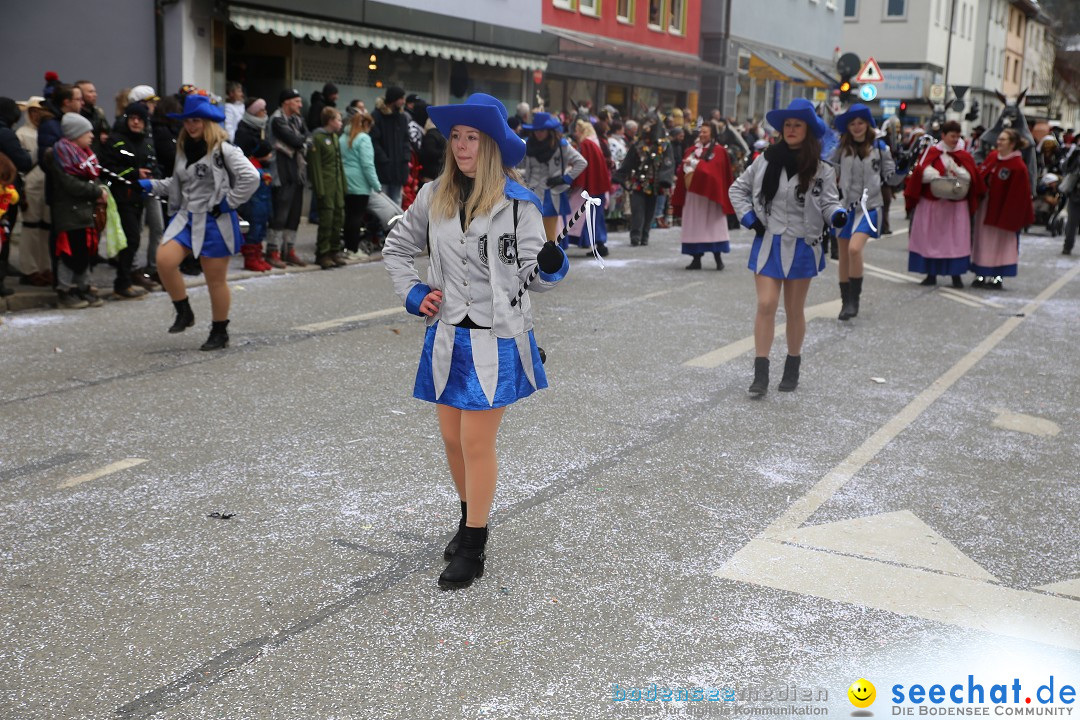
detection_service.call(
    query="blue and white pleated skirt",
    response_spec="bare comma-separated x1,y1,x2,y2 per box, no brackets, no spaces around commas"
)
414,323,548,410
748,234,826,279
838,208,880,240
167,211,242,258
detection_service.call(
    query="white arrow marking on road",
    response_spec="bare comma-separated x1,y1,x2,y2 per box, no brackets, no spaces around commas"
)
991,408,1062,437
776,510,998,582
58,458,149,489
294,306,407,333
683,299,841,368
1035,579,1080,599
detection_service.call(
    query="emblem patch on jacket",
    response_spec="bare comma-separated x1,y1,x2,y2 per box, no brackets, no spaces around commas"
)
811,178,824,197
214,152,225,169
478,234,489,266
999,168,1011,180
497,234,518,265
195,164,210,179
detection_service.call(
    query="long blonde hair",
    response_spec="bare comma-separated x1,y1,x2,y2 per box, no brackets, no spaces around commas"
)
348,111,374,148
574,118,597,142
177,120,229,157
431,132,519,230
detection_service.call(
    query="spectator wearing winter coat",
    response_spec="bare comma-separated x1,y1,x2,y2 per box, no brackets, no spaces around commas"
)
266,88,310,268
74,81,110,151
370,86,411,204
307,83,338,134
38,84,84,161
234,97,268,157
43,113,110,309
100,102,161,297
308,107,347,269
419,118,446,183
238,140,274,272
340,110,382,256
14,97,52,285
223,82,245,142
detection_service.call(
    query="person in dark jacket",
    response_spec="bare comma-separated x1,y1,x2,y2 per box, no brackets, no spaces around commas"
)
234,97,268,157
38,85,84,162
306,83,338,135
75,80,110,151
419,117,446,184
613,114,675,247
370,86,411,204
266,88,310,267
101,103,161,298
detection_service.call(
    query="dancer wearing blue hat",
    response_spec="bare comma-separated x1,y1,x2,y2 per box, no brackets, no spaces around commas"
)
730,98,847,396
519,111,587,245
382,93,569,590
140,93,259,350
830,104,906,320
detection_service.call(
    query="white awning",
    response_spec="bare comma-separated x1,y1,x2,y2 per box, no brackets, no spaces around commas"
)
230,6,548,71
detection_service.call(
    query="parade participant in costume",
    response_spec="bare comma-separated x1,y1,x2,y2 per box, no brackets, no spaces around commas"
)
42,114,110,309
730,99,847,396
904,120,984,288
238,140,274,272
970,129,1033,290
566,118,611,256
519,111,587,244
382,94,569,590
672,120,735,270
613,113,675,247
830,104,906,320
140,94,259,350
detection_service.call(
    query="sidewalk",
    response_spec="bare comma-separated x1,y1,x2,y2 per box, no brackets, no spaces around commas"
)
1,221,377,314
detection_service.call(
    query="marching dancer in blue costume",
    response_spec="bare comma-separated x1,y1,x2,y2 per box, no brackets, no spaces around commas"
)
830,104,906,321
383,93,569,590
730,98,847,397
518,111,587,244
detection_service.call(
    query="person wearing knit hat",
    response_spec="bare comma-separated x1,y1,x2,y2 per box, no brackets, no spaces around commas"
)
383,92,568,590
100,103,161,297
371,86,410,205
62,112,94,141
307,82,338,131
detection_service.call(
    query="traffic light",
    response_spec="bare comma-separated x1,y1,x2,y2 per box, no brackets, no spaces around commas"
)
840,77,853,103
898,101,908,118
965,99,980,122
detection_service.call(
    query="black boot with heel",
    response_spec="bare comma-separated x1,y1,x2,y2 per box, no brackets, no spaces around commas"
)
200,320,229,351
439,525,488,590
443,501,467,561
778,354,801,392
169,297,195,333
749,357,769,397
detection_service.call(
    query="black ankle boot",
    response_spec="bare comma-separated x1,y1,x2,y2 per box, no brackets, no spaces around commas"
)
849,276,863,318
439,525,487,590
200,320,229,351
920,274,937,286
951,275,964,289
778,354,801,392
443,501,467,561
713,252,725,270
749,357,769,397
838,281,852,320
685,254,702,270
169,297,195,333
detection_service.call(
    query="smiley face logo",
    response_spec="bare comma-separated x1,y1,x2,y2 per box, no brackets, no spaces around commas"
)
848,678,876,709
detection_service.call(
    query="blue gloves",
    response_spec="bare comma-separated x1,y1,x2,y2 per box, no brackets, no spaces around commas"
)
138,179,153,195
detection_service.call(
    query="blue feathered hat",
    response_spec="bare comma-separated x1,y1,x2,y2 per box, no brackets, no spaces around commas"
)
427,93,526,166
168,94,225,123
834,103,877,134
521,111,563,132
766,98,827,139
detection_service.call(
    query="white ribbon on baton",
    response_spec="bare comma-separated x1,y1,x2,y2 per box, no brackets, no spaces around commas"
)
859,188,878,234
579,190,605,269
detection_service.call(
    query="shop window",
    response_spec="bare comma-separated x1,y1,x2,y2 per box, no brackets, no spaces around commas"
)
579,0,599,16
648,0,665,29
668,0,685,34
617,0,633,23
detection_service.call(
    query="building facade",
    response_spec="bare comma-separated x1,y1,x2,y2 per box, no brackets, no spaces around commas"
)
540,0,713,120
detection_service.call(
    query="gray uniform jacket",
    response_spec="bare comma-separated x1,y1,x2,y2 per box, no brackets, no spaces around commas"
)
383,180,568,405
829,140,903,211
518,140,587,213
730,153,844,276
148,142,260,258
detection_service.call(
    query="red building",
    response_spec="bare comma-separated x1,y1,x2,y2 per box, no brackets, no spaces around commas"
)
540,0,716,120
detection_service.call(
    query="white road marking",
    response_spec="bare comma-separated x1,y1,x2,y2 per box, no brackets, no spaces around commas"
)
938,291,984,308
760,261,1080,537
860,261,920,283
58,458,149,489
775,510,997,582
684,300,841,368
715,538,1080,651
1036,579,1080,599
602,281,704,310
939,286,1004,308
991,408,1062,437
294,306,407,332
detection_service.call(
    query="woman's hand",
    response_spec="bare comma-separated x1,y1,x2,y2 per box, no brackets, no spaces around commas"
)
419,289,443,317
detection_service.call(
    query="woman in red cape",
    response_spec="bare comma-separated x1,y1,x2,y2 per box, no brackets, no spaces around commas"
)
673,121,735,270
970,128,1033,290
904,120,985,287
566,118,612,256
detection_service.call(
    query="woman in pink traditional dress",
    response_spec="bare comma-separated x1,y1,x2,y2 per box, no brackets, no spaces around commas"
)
904,120,985,288
672,121,735,270
970,128,1034,290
